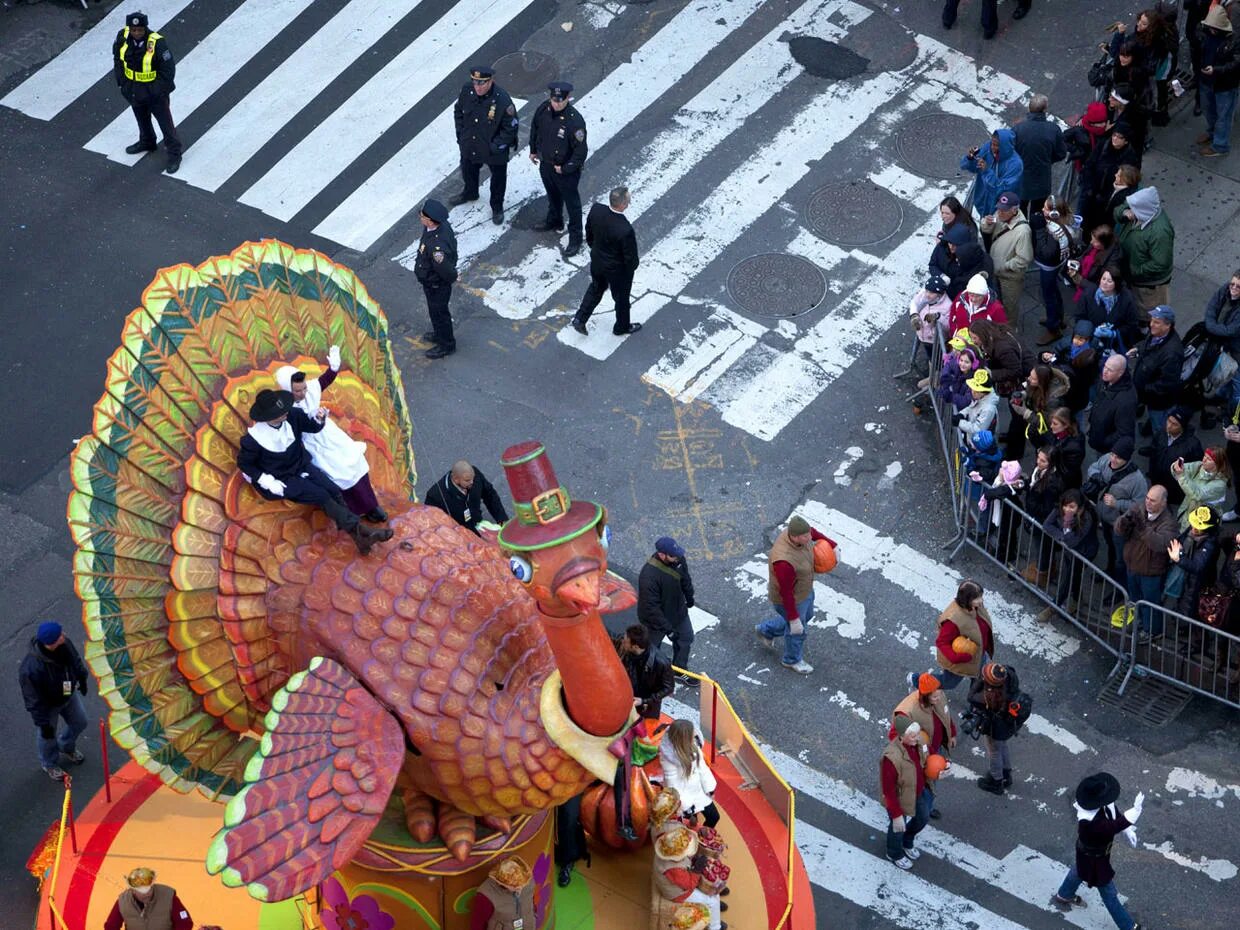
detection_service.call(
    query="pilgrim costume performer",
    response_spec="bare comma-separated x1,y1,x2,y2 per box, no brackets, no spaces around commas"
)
274,345,386,523
236,389,393,555
1051,772,1145,930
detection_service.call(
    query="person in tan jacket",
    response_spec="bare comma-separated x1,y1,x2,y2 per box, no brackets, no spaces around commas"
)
754,514,837,675
980,191,1034,322
910,579,995,692
891,674,958,820
879,718,929,870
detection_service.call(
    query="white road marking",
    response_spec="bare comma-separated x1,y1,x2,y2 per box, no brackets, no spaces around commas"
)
1023,714,1094,755
1164,767,1240,803
84,0,314,164
798,500,1081,664
688,605,718,634
483,0,872,320
394,0,780,271
641,305,767,402
241,0,538,221
1,0,195,120
833,446,865,487
1140,840,1237,881
175,0,430,193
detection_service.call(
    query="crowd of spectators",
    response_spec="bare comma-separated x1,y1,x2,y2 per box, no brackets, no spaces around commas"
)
910,1,1240,686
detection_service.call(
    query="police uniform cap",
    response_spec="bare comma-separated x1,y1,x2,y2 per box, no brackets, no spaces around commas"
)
469,65,494,81
548,81,573,100
127,11,149,27
421,199,449,223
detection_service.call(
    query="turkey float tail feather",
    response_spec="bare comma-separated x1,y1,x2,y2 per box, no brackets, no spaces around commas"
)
69,240,416,798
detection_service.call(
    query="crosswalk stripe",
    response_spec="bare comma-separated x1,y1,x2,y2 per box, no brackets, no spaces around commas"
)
241,0,540,222
175,0,430,193
1,0,194,121
642,305,767,402
84,0,315,165
395,0,775,273
481,0,873,320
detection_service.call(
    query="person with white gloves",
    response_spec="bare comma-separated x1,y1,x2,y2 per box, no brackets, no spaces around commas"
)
1051,772,1146,929
274,346,387,523
236,387,393,555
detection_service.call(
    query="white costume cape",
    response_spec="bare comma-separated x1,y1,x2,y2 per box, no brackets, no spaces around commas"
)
274,366,369,489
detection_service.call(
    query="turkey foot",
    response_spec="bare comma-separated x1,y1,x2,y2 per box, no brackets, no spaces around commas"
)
399,778,513,860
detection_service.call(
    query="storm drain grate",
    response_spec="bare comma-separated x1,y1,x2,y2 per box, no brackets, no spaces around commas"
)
725,253,827,318
1097,674,1193,727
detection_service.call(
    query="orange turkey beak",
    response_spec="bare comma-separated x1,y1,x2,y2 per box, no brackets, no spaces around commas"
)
552,556,602,612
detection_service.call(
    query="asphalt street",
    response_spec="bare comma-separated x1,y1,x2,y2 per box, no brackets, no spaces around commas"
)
1,0,1239,928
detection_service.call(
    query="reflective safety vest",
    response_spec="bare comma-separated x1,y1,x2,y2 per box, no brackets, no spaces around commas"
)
118,27,163,82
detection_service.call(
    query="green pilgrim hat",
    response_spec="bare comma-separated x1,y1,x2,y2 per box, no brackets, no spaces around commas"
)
497,441,603,551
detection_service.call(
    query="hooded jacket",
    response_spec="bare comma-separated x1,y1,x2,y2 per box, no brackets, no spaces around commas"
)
1174,460,1229,529
958,391,1000,443
1199,18,1240,93
947,292,1007,335
20,636,89,727
1085,455,1149,526
1012,112,1067,201
1079,135,1140,228
935,225,992,300
961,129,1024,219
1115,188,1175,286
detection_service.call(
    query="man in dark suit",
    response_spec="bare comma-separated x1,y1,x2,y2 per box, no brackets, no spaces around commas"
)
569,186,642,337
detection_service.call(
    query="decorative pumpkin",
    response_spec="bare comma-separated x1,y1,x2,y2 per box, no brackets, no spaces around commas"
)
581,768,656,850
951,635,979,656
813,538,837,573
925,754,949,781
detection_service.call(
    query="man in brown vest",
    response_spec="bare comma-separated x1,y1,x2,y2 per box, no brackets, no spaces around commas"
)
879,718,930,870
755,515,835,675
891,673,958,820
909,579,995,692
104,867,193,930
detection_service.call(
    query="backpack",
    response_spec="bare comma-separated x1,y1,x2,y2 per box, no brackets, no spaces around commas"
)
1007,691,1033,733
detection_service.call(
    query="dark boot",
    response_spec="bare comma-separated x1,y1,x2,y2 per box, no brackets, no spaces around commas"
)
363,506,388,523
360,523,394,544
448,191,478,207
563,239,582,258
125,141,156,154
533,218,564,232
348,525,375,555
557,864,573,887
1002,768,1013,788
977,775,1006,795
421,330,442,344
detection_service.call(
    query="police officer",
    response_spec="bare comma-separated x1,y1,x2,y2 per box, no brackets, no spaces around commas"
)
414,199,459,360
451,65,519,226
529,81,589,257
111,11,182,174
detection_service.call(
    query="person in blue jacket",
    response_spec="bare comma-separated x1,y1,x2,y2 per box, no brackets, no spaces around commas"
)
961,129,1024,220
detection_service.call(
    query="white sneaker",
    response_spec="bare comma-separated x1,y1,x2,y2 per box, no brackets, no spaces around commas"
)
887,855,913,870
781,660,814,675
903,846,922,861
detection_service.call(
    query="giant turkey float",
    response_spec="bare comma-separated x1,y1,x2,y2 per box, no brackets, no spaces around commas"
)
32,241,812,930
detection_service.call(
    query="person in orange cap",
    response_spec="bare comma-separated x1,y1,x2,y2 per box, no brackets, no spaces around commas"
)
890,673,958,820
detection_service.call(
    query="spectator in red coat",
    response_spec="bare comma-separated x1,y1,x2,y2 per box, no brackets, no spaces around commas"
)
947,273,1008,335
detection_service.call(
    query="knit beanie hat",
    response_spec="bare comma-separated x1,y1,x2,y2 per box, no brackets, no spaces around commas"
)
917,673,941,695
36,621,63,645
895,718,922,739
788,515,811,536
981,662,1008,686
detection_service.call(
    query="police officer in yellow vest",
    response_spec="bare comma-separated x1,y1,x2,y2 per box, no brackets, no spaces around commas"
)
112,12,182,174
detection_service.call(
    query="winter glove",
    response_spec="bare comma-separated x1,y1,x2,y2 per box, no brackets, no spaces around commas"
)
327,344,342,371
891,815,906,832
787,618,805,636
40,725,56,740
257,473,286,497
1124,791,1144,824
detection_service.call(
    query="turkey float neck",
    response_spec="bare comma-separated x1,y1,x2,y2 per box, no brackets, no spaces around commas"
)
538,601,634,738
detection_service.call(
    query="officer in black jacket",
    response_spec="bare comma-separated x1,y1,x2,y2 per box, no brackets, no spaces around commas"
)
423,460,509,534
529,81,589,257
451,65,519,225
111,11,182,173
569,186,642,337
414,199,459,359
20,622,90,779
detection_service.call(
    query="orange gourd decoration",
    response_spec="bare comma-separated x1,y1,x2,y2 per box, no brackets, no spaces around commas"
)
951,635,979,656
925,754,949,781
813,539,837,573
580,768,657,850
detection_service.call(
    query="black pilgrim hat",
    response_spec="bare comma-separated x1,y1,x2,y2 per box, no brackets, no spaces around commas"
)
1075,772,1121,810
249,389,295,422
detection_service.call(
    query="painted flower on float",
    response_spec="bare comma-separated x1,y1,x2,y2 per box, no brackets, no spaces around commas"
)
320,877,396,930
532,851,553,927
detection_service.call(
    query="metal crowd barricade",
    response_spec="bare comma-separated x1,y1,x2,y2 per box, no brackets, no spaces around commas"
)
921,327,965,537
1121,601,1240,710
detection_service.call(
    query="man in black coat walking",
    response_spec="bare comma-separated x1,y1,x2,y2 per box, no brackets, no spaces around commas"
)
569,186,642,337
637,536,696,682
111,11,182,173
1012,94,1067,215
1051,772,1145,929
423,460,509,534
414,199,459,359
20,622,90,780
451,65,520,225
529,81,588,257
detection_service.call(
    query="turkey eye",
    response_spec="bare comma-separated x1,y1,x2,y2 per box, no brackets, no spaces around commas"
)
598,524,612,551
509,556,533,583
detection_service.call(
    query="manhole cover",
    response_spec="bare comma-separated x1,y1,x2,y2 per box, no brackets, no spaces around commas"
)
806,180,903,247
492,51,560,97
1097,673,1193,726
896,112,990,180
726,254,826,318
